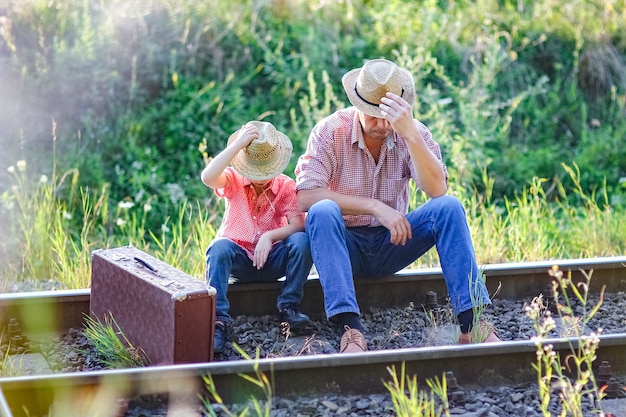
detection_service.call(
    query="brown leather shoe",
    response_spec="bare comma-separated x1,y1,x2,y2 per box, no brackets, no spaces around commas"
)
340,327,367,353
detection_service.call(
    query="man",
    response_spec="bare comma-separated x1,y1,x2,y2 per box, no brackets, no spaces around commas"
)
295,58,500,353
202,121,312,354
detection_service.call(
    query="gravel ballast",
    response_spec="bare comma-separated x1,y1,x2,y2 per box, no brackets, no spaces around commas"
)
29,290,626,417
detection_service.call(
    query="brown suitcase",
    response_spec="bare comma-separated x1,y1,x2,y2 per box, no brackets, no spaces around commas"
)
90,245,216,365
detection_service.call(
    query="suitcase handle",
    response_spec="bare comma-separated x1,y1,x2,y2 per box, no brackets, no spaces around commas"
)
134,257,159,275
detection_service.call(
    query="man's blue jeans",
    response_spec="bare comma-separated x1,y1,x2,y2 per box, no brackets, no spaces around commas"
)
305,195,491,319
205,232,313,323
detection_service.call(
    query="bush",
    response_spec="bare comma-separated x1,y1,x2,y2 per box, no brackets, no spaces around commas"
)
0,0,624,276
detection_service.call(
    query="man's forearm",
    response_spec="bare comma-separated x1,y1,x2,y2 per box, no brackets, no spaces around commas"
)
297,188,379,216
404,133,447,197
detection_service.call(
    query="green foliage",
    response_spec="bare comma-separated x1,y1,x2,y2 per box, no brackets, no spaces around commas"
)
1,0,625,288
555,163,626,258
3,0,624,202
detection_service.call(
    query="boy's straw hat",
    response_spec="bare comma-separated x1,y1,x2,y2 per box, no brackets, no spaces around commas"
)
342,58,415,118
228,121,293,181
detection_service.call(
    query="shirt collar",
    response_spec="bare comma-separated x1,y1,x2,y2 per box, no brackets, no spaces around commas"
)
243,177,279,194
351,109,397,151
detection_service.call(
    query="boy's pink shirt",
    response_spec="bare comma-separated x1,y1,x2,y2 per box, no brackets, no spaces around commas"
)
214,167,304,259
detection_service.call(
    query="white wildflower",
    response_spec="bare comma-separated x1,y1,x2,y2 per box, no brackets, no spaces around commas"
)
143,203,152,212
39,175,48,183
135,189,145,202
161,223,170,233
16,160,26,171
166,183,185,205
118,201,135,209
7,166,15,174
116,218,127,226
63,211,72,220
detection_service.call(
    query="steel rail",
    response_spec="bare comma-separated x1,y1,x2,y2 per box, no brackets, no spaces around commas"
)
0,334,625,417
0,256,624,336
0,256,625,416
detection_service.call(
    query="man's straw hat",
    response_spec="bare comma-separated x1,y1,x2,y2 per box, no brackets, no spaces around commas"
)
342,59,415,118
227,121,293,181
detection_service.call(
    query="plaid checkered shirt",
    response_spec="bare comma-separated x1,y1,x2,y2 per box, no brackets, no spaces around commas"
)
295,107,448,227
214,167,304,259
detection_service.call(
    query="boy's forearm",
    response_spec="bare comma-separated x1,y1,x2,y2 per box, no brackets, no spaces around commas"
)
263,220,305,242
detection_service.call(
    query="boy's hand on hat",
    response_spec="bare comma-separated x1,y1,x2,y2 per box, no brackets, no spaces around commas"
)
379,92,415,138
234,123,259,148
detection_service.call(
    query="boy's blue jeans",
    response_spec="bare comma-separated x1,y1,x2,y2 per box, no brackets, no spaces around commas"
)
205,232,313,323
305,195,491,319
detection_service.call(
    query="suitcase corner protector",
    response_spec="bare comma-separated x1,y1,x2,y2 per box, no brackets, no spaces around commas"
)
171,287,216,301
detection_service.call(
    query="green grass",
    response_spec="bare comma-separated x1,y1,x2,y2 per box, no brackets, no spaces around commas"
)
1,159,624,290
383,364,450,417
82,312,149,369
0,343,25,377
202,345,274,417
525,266,607,416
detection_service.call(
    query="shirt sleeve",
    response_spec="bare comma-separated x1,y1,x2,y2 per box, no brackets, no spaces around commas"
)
214,167,240,198
295,118,343,191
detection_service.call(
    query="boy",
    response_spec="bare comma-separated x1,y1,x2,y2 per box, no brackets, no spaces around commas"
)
202,121,312,354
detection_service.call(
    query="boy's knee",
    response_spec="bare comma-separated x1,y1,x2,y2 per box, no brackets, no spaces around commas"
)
287,231,310,249
207,238,236,257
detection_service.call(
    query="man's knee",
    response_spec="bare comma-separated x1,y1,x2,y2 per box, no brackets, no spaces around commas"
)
307,199,341,224
432,194,465,216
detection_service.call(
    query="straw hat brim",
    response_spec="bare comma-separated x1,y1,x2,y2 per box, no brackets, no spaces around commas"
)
342,66,416,118
227,122,293,181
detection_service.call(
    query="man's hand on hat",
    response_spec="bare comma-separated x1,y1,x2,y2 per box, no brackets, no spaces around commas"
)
379,92,415,139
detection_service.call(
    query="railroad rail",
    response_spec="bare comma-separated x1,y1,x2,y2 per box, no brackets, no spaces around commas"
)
0,256,625,417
